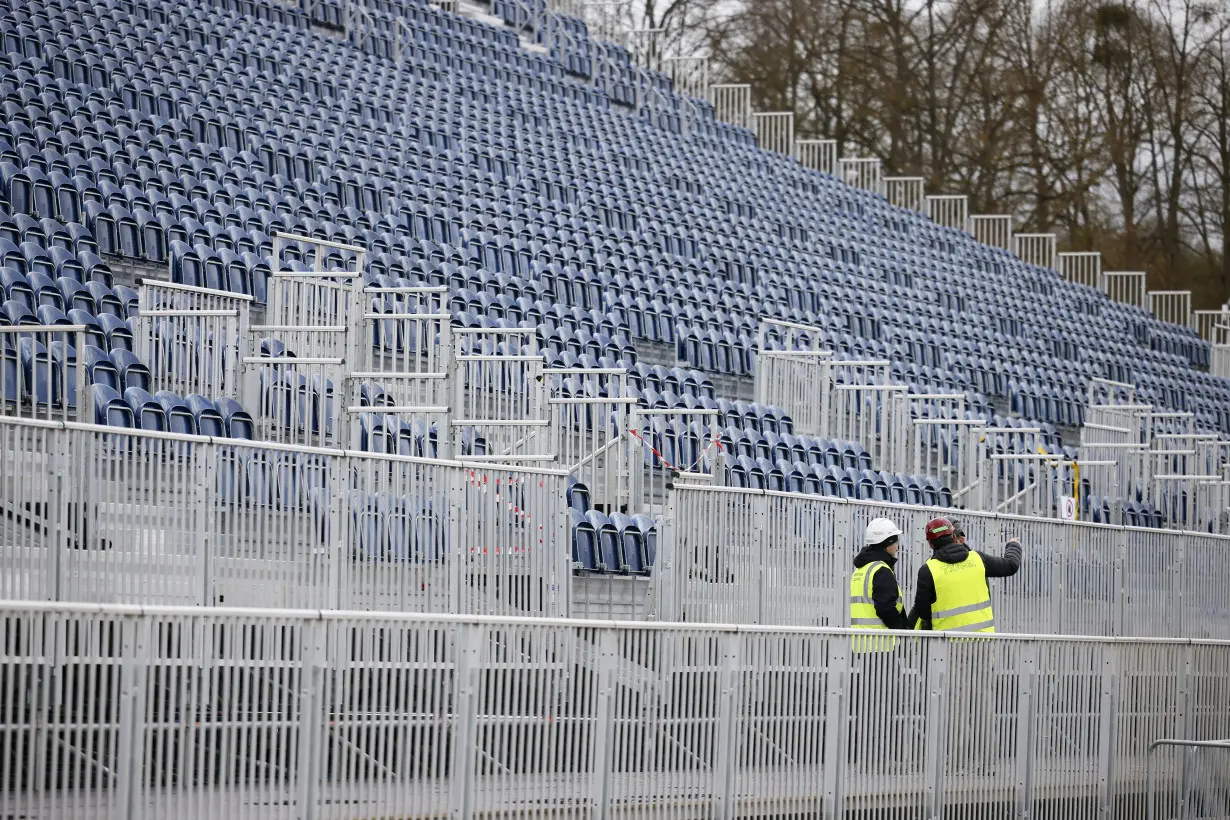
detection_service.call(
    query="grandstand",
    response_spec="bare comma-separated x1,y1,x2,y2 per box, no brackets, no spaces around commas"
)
0,0,1229,815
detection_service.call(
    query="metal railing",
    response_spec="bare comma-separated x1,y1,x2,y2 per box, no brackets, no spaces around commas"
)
0,602,1226,820
135,280,251,400
751,111,794,156
655,484,1230,638
1150,290,1194,329
0,416,570,617
1015,233,1058,271
838,157,883,196
884,176,924,211
795,138,837,175
1060,250,1103,290
0,326,88,424
925,194,968,231
970,214,1014,250
1146,739,1230,820
1106,270,1149,309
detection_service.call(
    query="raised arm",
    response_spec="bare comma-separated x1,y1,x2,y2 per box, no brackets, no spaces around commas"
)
980,538,1022,578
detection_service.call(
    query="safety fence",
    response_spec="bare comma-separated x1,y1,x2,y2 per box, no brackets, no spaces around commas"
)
0,602,1226,820
0,416,570,617
1146,740,1230,820
656,485,1230,639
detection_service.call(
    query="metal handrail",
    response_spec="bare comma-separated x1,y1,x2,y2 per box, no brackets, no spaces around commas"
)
1146,738,1230,820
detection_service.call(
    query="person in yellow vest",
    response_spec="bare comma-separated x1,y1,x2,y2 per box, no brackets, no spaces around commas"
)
848,517,912,771
849,517,911,633
907,517,1021,632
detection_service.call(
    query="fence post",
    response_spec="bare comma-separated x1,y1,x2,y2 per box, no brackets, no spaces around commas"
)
447,466,467,614
295,618,327,820
49,426,68,602
196,442,214,606
588,628,618,820
327,485,346,610
754,493,767,624
116,613,151,820
1173,644,1193,802
821,635,849,817
1112,528,1127,636
711,631,742,820
923,639,951,817
1096,644,1120,818
653,493,678,622
450,624,483,820
1013,642,1039,814
1171,532,1186,638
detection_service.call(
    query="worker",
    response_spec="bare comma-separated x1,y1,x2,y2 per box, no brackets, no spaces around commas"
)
850,517,911,634
908,517,1021,632
848,517,912,771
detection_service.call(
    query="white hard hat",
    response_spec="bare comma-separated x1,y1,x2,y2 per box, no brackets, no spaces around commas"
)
864,517,903,546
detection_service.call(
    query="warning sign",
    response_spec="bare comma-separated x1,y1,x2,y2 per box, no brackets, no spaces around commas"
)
1059,496,1077,521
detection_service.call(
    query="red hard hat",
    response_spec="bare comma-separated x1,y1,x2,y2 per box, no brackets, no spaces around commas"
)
925,517,954,544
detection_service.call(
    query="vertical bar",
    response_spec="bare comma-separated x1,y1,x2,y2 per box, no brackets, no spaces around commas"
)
450,624,482,820
1014,642,1039,815
711,631,741,820
588,629,618,820
295,618,326,820
923,638,950,816
821,635,849,818
1096,644,1119,818
117,614,151,820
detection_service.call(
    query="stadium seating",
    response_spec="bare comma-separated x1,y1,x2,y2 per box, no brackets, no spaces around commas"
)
1,0,1222,566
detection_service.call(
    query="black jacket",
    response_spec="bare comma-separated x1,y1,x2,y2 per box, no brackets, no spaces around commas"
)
852,546,911,630
908,539,1021,630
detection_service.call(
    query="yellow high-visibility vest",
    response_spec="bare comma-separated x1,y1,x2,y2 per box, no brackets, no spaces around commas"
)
927,551,995,633
849,561,903,652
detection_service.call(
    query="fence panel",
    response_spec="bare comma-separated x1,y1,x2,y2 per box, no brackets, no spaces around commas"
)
661,486,1230,639
0,326,88,425
971,214,1014,250
2,605,1228,820
0,418,569,618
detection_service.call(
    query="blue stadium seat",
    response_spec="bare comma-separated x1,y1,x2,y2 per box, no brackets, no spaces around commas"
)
217,397,255,439
186,394,225,437
124,387,168,431
91,383,133,427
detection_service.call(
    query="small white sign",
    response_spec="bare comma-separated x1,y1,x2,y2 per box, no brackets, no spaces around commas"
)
1059,496,1077,521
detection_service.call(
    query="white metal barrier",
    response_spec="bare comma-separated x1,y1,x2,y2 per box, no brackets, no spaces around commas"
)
657,484,1230,639
664,55,708,100
751,111,794,156
0,326,88,424
970,214,1014,250
884,176,924,211
837,157,883,196
134,281,251,400
353,285,453,455
451,327,549,462
1149,290,1193,328
1192,309,1230,341
1015,233,1058,271
628,406,720,507
924,194,968,232
1212,324,1230,379
1060,251,1103,290
710,83,751,129
0,602,1226,820
546,366,636,510
795,138,837,175
1105,270,1149,309
1147,740,1230,820
0,417,570,616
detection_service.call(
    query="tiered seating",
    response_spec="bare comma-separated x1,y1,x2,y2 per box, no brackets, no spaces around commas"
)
2,0,1223,546
568,475,656,575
